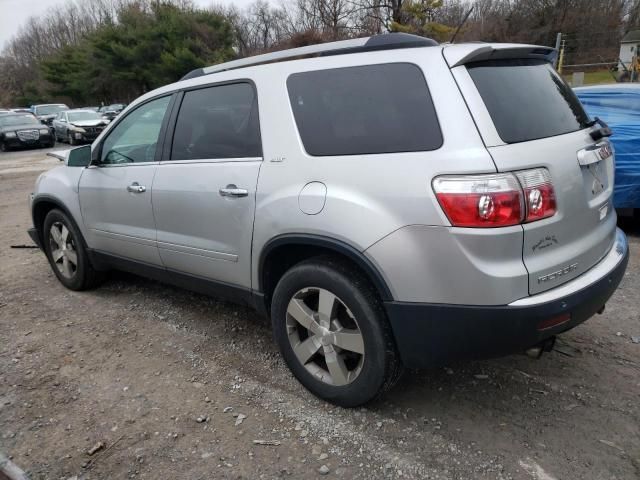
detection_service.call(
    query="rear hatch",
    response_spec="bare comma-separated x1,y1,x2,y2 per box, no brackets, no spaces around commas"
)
445,45,616,294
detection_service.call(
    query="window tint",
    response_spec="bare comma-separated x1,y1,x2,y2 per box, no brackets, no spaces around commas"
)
287,63,442,156
100,96,170,164
467,59,590,144
171,83,262,160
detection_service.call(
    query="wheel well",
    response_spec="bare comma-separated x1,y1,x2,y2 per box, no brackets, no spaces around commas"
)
32,200,60,246
32,199,85,249
260,238,392,313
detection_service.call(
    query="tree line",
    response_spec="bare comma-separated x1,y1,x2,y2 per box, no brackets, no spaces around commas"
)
1,0,639,107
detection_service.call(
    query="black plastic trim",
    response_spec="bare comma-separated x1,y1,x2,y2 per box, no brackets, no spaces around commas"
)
27,227,41,249
364,32,438,48
31,195,81,248
385,247,629,368
319,33,437,57
258,234,393,301
180,67,206,81
88,250,258,308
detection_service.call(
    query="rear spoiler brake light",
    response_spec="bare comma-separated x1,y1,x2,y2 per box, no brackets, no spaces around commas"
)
444,44,557,68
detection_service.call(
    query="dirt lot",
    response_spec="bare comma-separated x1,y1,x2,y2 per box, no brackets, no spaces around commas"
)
1,147,639,480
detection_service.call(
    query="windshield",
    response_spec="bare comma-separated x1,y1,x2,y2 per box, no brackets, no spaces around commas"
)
36,105,68,115
68,111,102,122
467,59,590,143
0,114,40,127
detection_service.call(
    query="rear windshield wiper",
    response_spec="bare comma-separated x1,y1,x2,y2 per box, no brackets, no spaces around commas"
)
587,117,612,141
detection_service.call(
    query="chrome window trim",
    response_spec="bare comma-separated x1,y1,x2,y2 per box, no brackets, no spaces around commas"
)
159,157,262,165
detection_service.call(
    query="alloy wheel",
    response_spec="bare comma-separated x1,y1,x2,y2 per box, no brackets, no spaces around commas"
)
48,221,78,279
286,287,365,386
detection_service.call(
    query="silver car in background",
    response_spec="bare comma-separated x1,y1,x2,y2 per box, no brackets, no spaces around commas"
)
32,103,69,126
28,34,628,406
52,109,110,145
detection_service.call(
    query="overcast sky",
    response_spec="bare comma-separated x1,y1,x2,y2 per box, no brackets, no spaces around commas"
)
0,0,256,49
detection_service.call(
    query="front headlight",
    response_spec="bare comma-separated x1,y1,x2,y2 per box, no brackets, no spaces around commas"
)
5,132,16,138
39,128,49,135
69,126,86,133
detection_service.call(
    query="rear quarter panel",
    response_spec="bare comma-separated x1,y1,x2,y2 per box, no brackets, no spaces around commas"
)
249,47,501,295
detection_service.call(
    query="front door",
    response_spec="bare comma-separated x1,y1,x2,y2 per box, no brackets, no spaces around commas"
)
79,95,172,266
152,82,262,288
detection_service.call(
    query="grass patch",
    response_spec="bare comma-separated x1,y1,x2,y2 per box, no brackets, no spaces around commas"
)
562,69,618,86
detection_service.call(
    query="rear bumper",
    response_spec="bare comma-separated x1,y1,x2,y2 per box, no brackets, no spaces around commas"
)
385,228,629,368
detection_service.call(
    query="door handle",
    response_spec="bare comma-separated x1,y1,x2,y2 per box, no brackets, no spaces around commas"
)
219,184,248,197
127,182,146,193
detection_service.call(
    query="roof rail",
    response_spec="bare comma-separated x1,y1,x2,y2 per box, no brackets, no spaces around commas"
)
180,33,438,81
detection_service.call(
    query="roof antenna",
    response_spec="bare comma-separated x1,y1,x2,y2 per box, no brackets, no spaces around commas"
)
449,6,474,43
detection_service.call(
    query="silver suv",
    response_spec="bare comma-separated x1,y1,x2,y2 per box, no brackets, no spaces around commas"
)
28,34,629,406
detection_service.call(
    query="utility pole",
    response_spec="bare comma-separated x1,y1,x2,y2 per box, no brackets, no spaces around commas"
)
558,39,566,74
553,32,562,69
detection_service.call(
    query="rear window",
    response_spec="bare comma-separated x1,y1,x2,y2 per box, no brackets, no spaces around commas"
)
287,63,442,156
467,59,590,143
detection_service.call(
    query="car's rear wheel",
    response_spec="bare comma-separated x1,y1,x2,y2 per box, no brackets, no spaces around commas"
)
43,209,103,291
271,256,403,407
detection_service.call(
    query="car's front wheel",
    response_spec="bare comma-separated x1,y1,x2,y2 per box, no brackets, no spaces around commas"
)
0,140,9,152
43,209,103,291
271,257,403,407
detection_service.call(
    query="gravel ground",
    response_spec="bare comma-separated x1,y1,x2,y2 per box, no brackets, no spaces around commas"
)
1,147,639,480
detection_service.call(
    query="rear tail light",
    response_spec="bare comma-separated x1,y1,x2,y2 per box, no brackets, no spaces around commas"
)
432,174,523,227
433,168,555,228
515,169,557,222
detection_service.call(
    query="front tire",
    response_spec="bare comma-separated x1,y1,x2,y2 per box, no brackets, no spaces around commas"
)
271,256,403,407
0,141,9,152
42,209,103,291
68,133,76,146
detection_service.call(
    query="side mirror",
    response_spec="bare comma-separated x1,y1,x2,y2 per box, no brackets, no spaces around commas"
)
68,145,92,167
47,146,92,167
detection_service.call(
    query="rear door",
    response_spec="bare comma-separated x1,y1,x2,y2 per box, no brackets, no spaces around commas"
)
152,82,262,289
447,48,616,294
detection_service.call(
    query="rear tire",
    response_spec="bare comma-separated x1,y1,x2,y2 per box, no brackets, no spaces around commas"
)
271,256,403,407
42,209,103,291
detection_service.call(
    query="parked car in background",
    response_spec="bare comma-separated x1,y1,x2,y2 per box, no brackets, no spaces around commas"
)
83,106,100,112
32,104,69,126
11,108,33,114
28,34,628,406
53,109,110,145
98,103,126,120
0,113,55,151
574,84,640,213
0,109,10,115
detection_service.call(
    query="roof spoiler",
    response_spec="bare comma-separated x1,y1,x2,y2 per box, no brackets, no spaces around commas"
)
443,44,557,68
